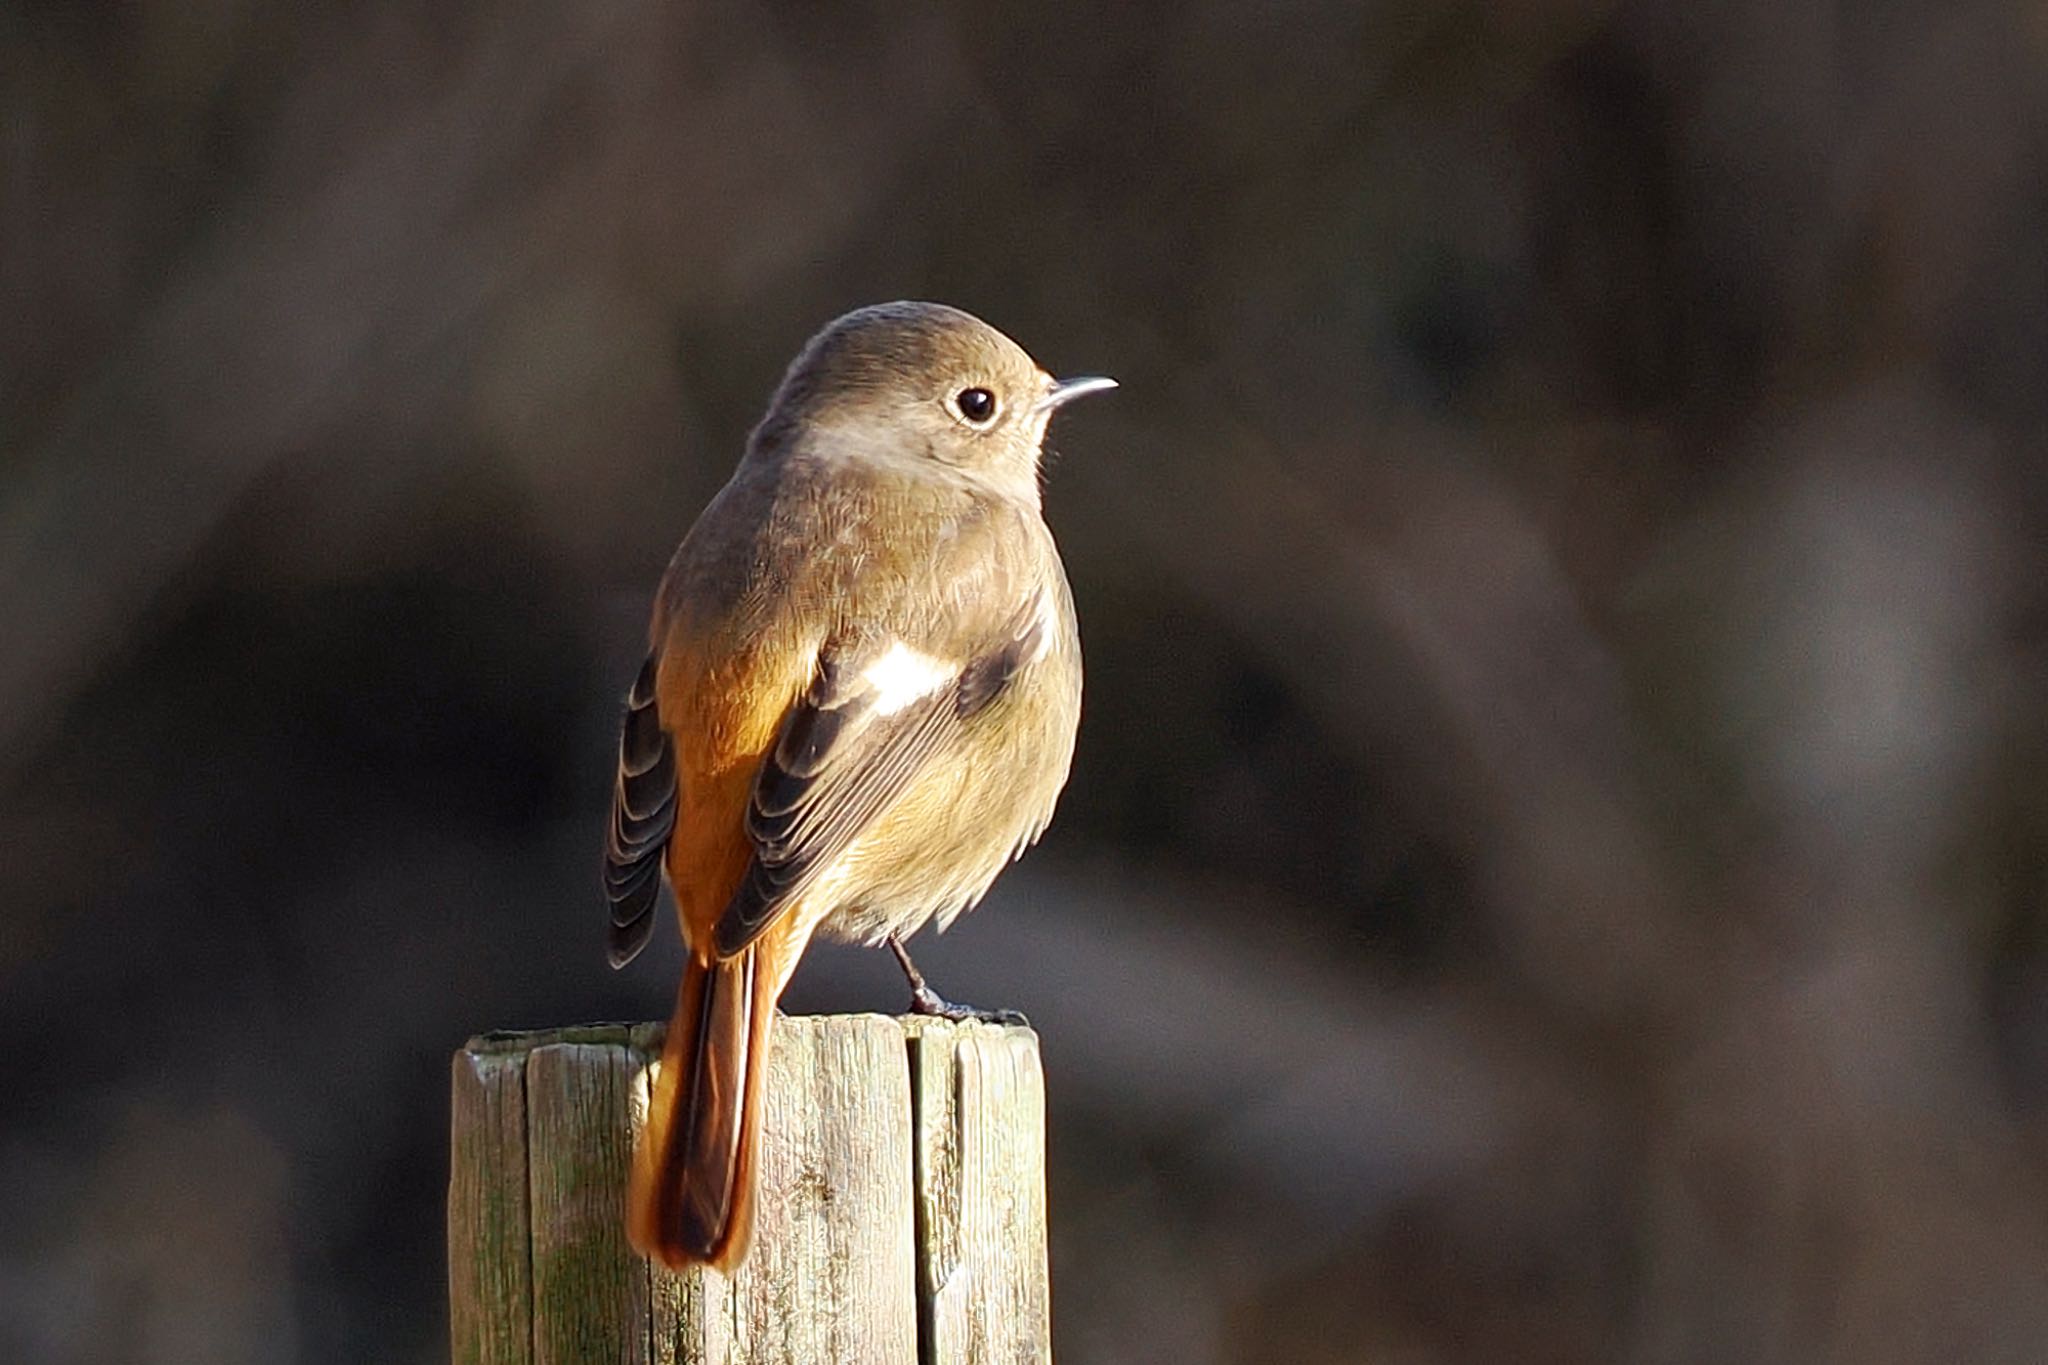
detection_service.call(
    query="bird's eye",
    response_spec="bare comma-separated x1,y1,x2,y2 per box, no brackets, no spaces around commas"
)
953,387,998,425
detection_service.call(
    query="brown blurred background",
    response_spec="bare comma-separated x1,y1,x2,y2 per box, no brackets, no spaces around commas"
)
6,1,2048,1361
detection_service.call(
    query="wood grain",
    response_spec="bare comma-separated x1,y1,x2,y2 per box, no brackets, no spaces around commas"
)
528,1033,650,1364
449,1041,533,1365
908,1020,1051,1365
448,1016,1048,1365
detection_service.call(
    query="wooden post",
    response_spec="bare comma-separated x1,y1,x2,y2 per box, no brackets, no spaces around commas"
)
448,1015,1051,1365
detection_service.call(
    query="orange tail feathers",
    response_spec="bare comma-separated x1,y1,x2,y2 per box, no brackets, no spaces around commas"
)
629,944,779,1271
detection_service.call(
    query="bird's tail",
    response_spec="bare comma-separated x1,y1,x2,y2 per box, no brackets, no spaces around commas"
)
628,944,776,1271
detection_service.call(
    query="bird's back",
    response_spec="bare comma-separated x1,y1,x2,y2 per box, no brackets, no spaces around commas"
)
651,447,1077,939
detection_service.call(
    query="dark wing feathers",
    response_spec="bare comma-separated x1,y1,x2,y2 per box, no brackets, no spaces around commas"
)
711,600,1043,958
956,599,1048,719
604,654,677,967
711,654,951,957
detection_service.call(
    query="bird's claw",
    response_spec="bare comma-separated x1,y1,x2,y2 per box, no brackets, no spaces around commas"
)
906,983,1028,1028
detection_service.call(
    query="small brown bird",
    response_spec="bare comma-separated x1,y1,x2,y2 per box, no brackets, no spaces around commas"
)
604,301,1110,1271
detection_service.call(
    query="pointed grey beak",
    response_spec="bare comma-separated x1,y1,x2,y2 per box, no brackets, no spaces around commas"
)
1035,375,1118,413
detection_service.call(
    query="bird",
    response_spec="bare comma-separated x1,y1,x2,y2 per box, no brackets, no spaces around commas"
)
604,300,1112,1272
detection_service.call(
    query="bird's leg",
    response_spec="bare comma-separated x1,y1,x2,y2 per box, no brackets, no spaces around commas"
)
886,934,1028,1027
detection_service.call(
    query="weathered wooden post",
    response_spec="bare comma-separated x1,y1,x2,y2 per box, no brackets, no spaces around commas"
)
448,1015,1051,1364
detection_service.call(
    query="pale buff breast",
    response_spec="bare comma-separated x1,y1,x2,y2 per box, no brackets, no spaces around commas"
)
815,594,1082,946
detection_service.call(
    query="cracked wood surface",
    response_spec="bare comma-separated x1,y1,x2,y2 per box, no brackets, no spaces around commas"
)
448,1015,1048,1364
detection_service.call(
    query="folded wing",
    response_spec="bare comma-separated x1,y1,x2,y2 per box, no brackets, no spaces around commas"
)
604,654,678,967
712,597,1050,958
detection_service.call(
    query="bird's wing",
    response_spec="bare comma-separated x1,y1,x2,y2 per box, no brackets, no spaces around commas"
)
711,594,1052,958
604,654,678,967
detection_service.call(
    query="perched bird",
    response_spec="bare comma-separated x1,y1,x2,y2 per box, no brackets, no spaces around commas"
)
604,301,1111,1271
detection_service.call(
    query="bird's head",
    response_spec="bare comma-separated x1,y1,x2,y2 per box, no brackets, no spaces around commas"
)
754,300,1114,501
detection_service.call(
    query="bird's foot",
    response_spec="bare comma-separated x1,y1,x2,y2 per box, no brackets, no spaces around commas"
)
905,981,1029,1028
888,933,1029,1027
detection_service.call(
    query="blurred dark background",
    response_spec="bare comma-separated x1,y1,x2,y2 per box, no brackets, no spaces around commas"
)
6,1,2048,1361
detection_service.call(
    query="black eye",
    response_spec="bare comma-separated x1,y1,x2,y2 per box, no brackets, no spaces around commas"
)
954,387,998,425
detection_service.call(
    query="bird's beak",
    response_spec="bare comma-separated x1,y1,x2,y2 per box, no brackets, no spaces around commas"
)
1035,375,1119,413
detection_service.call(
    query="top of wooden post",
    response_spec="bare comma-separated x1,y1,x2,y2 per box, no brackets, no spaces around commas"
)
448,1014,1050,1365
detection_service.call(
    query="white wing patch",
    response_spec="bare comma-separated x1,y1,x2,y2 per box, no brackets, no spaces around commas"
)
862,640,958,715
1027,586,1059,667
